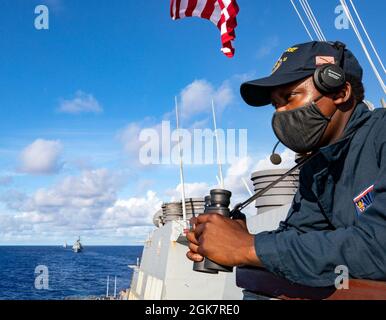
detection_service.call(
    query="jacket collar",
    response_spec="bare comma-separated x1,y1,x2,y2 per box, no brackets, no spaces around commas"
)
317,102,371,163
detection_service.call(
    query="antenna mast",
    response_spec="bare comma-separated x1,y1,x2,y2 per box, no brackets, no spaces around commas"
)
212,100,225,189
106,276,109,298
114,276,117,299
242,177,253,196
175,97,187,222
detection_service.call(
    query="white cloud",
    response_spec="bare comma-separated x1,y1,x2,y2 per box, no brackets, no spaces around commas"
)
2,168,123,216
33,169,124,215
0,176,13,186
19,139,63,175
15,211,55,224
221,149,296,196
58,90,103,114
98,191,162,228
179,79,234,119
118,121,164,166
190,118,210,129
0,190,35,212
118,122,145,156
0,168,162,244
227,149,296,215
165,182,211,201
253,148,296,172
224,156,255,195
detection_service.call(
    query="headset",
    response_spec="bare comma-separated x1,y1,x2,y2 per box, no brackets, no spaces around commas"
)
270,42,347,166
313,41,347,94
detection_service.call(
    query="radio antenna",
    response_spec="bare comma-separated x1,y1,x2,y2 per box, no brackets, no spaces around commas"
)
175,96,187,222
212,99,225,189
242,177,253,196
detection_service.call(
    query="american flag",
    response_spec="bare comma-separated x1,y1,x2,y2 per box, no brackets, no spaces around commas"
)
170,0,240,58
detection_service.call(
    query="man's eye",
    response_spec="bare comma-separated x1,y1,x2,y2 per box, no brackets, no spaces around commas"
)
288,93,297,100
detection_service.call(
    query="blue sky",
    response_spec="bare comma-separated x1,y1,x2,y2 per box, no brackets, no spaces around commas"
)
0,0,385,244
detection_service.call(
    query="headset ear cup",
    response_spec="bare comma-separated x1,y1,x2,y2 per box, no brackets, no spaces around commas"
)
313,66,328,93
313,65,346,94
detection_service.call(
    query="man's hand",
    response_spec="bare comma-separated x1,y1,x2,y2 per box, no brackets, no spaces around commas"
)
186,213,262,267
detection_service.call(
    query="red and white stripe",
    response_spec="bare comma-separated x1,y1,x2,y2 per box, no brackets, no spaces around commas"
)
353,185,374,202
170,0,239,58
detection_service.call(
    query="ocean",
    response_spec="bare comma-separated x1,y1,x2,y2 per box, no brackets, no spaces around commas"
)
0,246,143,300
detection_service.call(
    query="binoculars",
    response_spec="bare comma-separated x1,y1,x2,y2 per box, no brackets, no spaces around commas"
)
192,189,233,274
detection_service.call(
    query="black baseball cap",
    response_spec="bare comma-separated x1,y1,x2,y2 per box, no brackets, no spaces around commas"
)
240,41,363,107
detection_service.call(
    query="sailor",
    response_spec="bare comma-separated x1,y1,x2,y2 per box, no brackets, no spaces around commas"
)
186,41,386,289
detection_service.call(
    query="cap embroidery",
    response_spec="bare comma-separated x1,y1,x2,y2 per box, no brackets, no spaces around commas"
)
316,56,336,66
272,56,288,74
285,47,299,53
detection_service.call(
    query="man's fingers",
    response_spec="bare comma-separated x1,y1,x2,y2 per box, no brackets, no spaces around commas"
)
188,241,199,253
190,216,198,227
186,230,199,245
186,235,204,262
194,222,206,239
234,219,248,230
186,250,204,262
196,213,216,224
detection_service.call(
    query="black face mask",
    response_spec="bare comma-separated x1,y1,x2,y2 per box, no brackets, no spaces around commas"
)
272,96,336,154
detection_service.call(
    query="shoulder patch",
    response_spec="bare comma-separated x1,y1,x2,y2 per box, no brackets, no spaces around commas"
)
353,185,374,215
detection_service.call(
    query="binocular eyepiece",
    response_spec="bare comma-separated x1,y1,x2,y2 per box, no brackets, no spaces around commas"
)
192,189,233,274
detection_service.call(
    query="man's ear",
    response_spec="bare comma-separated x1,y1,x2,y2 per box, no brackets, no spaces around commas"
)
332,82,352,105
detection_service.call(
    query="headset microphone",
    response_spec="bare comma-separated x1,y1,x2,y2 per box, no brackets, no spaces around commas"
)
270,141,282,165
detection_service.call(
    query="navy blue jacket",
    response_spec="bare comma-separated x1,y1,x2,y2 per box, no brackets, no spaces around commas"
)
254,102,386,287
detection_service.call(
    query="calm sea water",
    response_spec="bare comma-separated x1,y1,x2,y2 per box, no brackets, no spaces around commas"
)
0,246,143,300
